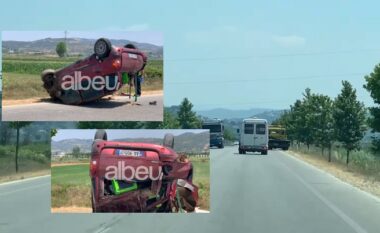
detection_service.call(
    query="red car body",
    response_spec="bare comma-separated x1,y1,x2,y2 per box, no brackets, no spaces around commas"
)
42,38,147,104
90,138,198,213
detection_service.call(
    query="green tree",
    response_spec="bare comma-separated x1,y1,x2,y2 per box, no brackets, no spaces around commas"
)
0,122,12,145
159,110,180,129
333,81,366,164
9,122,32,172
51,128,58,138
363,64,380,154
177,98,201,129
72,146,81,158
309,94,335,161
223,127,235,141
56,42,67,57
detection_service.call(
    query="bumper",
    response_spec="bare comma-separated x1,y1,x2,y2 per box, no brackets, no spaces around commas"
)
239,145,267,152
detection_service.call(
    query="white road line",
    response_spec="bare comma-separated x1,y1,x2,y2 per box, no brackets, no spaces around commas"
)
0,183,49,196
0,175,51,187
94,227,111,233
276,153,368,233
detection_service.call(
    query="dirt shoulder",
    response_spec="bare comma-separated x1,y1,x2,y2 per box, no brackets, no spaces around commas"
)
51,162,88,167
51,207,210,213
2,90,163,106
0,169,50,184
287,150,380,199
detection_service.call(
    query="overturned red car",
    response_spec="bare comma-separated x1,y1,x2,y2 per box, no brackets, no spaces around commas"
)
90,130,199,213
41,38,147,104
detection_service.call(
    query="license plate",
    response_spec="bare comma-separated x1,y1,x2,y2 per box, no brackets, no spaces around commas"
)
115,149,143,157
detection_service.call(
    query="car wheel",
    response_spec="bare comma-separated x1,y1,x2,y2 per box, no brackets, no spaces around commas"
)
163,133,174,148
41,69,56,97
124,43,137,49
94,129,107,141
261,150,268,155
94,38,112,59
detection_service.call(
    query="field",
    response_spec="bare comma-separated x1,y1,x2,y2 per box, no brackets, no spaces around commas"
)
2,55,163,100
51,157,210,210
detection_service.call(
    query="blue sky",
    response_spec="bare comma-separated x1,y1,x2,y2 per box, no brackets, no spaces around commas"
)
1,0,380,110
53,129,208,141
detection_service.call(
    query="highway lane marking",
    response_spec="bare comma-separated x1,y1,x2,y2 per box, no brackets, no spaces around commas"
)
92,216,122,233
94,227,111,233
0,183,49,196
0,175,50,187
276,153,368,233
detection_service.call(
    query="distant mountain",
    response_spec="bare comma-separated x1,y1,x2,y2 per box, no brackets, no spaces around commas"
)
197,108,275,119
52,132,209,155
2,38,163,59
249,110,285,123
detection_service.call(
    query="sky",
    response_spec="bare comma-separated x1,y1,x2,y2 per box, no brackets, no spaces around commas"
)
1,0,380,110
52,129,208,141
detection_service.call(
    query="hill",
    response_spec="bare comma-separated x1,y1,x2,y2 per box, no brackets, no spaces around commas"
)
52,131,209,155
2,38,163,59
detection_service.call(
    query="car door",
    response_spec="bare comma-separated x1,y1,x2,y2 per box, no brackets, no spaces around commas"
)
254,123,267,147
243,123,254,147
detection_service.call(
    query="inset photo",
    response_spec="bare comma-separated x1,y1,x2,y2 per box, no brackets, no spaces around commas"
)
1,31,163,121
51,129,210,213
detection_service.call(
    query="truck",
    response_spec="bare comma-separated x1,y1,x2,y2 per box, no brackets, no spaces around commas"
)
202,119,224,148
268,125,290,150
238,118,268,155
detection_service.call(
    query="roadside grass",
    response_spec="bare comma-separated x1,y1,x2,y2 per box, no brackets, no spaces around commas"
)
189,157,210,210
291,144,380,181
2,72,47,100
289,144,380,198
51,157,210,210
2,57,163,100
0,143,50,183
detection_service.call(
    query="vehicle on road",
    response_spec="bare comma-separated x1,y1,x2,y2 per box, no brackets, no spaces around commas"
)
89,130,198,213
202,119,224,148
268,125,290,150
41,38,147,104
238,118,268,155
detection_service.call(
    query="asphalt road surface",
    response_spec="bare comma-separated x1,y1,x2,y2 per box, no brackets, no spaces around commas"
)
1,94,163,121
1,147,380,233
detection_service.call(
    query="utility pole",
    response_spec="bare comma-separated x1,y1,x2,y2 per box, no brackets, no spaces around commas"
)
64,30,68,56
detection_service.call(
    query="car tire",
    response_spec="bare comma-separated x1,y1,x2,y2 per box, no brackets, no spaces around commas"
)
163,133,174,148
124,43,137,49
94,129,107,141
94,38,112,59
261,150,268,155
41,69,56,98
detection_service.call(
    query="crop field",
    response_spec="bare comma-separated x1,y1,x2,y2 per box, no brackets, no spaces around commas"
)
2,55,163,100
51,157,210,210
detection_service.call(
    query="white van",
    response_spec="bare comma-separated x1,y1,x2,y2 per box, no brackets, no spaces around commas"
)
238,118,269,155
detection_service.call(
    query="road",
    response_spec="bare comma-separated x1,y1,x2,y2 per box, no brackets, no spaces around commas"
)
1,94,163,121
1,147,380,233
